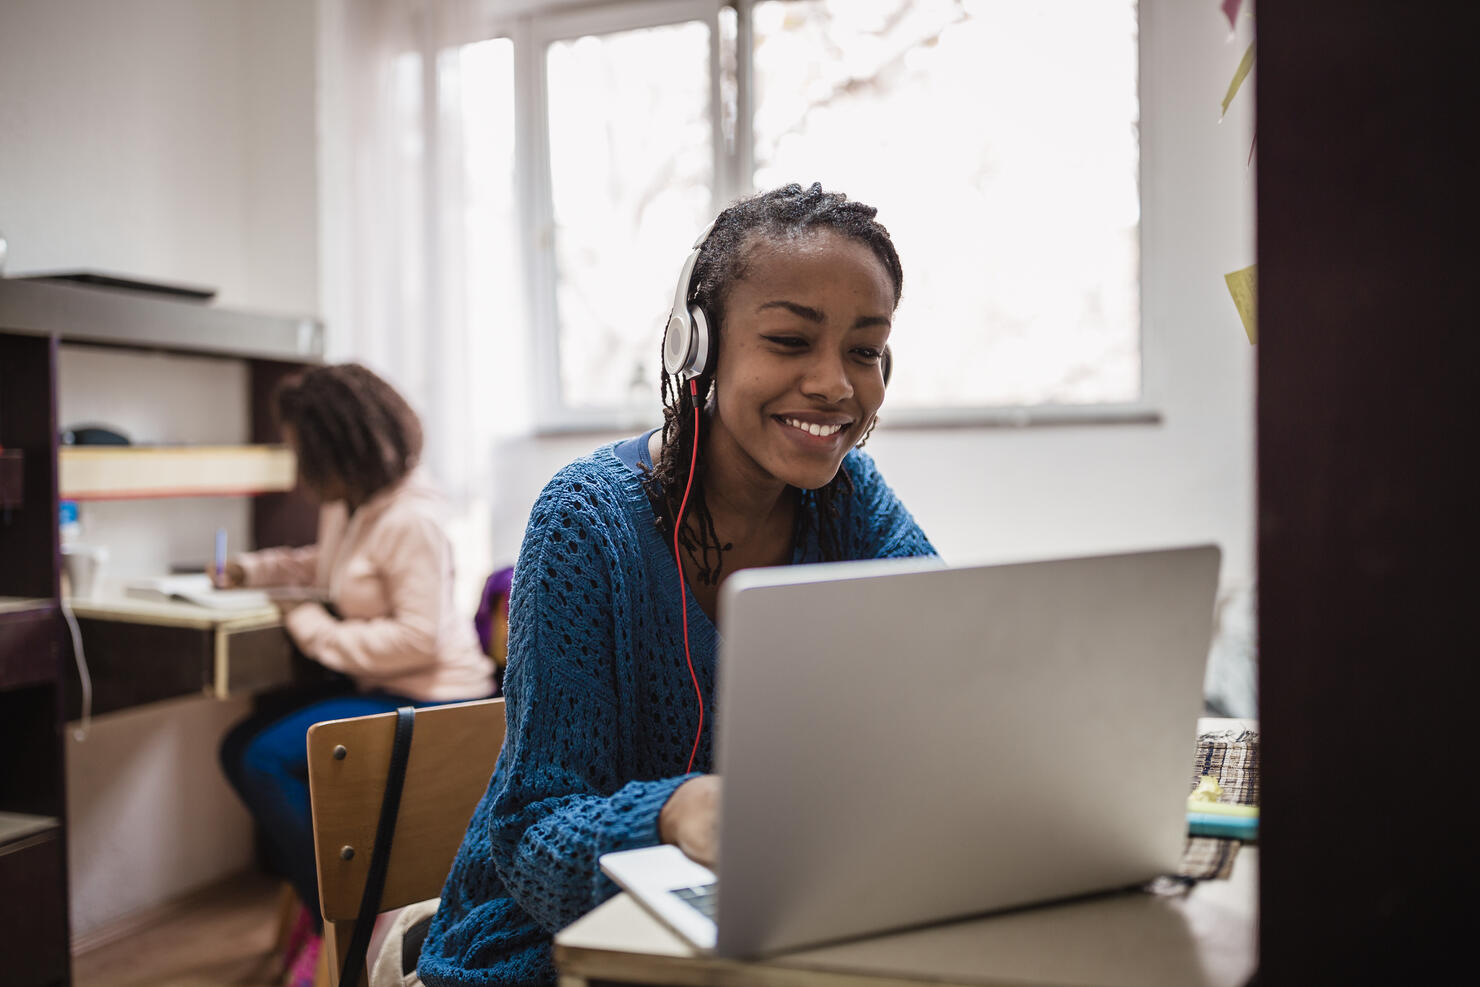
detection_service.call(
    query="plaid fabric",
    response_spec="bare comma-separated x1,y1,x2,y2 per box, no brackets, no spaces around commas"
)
1176,729,1260,880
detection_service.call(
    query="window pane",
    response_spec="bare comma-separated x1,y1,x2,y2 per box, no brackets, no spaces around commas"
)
752,0,1141,408
449,38,527,437
547,21,714,411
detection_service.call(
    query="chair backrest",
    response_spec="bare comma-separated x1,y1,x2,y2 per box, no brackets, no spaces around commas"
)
307,697,505,985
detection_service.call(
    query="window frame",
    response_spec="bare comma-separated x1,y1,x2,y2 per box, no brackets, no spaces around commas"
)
472,0,1159,434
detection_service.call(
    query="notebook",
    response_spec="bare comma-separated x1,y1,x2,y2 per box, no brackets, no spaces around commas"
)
126,574,272,611
601,545,1221,957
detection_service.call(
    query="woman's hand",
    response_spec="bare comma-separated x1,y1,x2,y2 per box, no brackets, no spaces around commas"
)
659,775,721,867
213,561,246,589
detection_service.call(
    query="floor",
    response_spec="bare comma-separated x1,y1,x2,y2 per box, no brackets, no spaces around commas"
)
73,872,288,987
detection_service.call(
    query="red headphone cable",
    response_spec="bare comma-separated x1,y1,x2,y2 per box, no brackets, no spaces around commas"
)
674,378,705,774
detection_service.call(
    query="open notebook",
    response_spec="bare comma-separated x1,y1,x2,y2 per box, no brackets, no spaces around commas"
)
125,574,323,611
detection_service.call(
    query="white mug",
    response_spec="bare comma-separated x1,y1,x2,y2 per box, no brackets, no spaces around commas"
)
61,544,108,599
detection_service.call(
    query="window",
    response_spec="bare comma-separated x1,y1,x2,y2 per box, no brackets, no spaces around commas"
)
544,15,716,411
449,37,526,442
453,0,1142,430
750,1,1141,414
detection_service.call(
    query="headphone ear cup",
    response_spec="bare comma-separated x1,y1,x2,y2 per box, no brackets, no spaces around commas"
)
663,311,692,377
881,344,893,388
688,305,713,379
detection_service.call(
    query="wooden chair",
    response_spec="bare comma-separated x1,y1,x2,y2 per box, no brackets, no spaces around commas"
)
307,698,506,987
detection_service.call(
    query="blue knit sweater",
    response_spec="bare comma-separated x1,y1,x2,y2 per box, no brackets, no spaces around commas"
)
418,436,936,986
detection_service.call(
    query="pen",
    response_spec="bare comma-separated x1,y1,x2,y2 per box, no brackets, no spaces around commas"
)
215,528,227,584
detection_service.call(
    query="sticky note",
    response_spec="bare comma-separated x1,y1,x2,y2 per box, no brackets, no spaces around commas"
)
1219,1,1243,32
1221,42,1255,117
1222,0,1244,32
1224,264,1258,344
1190,775,1224,803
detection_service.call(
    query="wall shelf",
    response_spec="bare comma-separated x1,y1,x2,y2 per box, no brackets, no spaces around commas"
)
0,277,322,362
0,597,54,618
0,811,60,849
59,445,296,500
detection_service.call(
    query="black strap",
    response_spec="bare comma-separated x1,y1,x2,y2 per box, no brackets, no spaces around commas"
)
340,705,416,987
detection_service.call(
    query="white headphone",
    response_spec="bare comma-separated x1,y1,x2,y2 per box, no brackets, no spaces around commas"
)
662,220,717,381
661,218,894,386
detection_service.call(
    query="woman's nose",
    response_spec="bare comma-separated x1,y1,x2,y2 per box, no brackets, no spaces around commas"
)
801,351,853,404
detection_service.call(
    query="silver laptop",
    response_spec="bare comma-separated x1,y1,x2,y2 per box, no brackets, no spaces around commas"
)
601,545,1220,957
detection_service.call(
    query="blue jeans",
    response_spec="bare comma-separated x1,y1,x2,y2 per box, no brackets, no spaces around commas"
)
220,692,452,927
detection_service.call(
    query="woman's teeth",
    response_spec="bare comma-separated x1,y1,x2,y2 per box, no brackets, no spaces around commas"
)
782,417,845,437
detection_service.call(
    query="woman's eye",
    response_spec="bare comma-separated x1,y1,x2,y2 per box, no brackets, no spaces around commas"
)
853,347,883,362
763,335,807,349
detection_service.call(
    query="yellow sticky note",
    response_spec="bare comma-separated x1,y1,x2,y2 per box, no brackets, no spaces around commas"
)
1190,775,1224,803
1221,42,1255,117
1224,264,1257,344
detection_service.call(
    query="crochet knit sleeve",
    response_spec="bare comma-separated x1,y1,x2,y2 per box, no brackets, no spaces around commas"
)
841,448,939,560
485,464,692,934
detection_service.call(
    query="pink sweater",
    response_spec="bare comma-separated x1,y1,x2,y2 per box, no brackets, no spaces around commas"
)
236,471,493,702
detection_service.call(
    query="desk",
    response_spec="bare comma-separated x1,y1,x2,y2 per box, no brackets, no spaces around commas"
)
65,596,306,717
556,847,1257,987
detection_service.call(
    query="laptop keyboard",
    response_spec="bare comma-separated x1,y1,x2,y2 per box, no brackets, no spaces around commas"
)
669,882,718,920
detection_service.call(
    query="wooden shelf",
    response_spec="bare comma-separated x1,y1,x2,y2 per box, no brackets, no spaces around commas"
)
0,811,59,849
59,444,296,500
0,597,53,617
0,277,323,362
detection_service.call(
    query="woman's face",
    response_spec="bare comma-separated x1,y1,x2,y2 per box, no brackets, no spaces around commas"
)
707,229,895,492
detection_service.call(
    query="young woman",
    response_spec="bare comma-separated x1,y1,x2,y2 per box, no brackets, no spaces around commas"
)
418,184,936,986
217,363,495,985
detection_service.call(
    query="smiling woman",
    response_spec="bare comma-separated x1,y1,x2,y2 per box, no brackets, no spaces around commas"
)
415,184,937,987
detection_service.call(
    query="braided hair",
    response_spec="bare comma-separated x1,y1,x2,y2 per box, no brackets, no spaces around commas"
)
644,182,904,585
274,362,424,507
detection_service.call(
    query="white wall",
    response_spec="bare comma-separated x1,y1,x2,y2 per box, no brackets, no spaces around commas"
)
478,3,1257,595
0,0,318,316
0,0,320,943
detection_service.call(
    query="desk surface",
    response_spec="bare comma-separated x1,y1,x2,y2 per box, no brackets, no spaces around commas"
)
556,847,1257,987
67,594,280,631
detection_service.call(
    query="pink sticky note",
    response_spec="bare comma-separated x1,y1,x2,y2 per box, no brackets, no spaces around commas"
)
1222,0,1243,31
